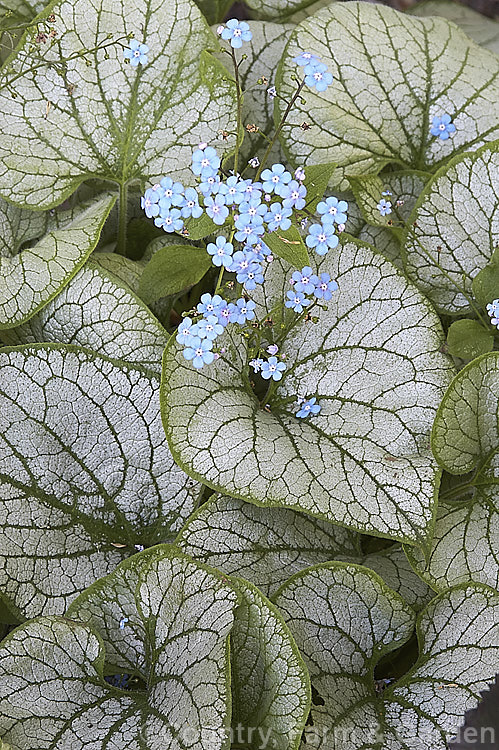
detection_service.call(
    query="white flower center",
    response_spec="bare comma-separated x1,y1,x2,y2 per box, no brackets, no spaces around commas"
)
318,233,327,242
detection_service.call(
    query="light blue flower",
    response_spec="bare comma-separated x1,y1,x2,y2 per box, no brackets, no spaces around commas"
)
177,187,203,219
291,266,319,294
230,298,256,324
234,215,264,244
285,290,311,313
430,114,456,140
265,202,292,232
207,236,234,268
242,179,263,201
205,194,229,225
293,52,320,69
261,356,286,381
197,293,224,317
253,240,272,261
141,186,160,218
119,616,129,629
317,196,348,225
199,175,221,196
229,250,258,275
249,358,263,372
239,197,267,223
192,146,220,177
242,263,264,291
220,18,252,49
196,315,224,341
220,175,247,205
282,180,307,210
183,337,214,369
123,39,149,67
296,397,321,418
304,62,333,92
176,317,199,346
217,300,236,327
305,223,339,255
313,273,338,300
158,177,184,211
155,208,184,233
261,163,292,197
377,198,392,217
487,299,499,326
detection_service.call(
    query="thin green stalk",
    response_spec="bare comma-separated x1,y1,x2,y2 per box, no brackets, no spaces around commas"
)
116,181,128,257
255,79,305,181
230,48,243,175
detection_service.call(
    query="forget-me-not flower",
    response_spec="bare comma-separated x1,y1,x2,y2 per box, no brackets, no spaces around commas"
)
207,236,234,268
314,273,338,300
304,63,333,92
282,180,307,210
285,290,311,313
430,114,456,140
141,187,160,218
249,358,263,372
158,177,184,210
293,52,320,68
176,317,198,346
261,163,292,197
196,315,224,341
178,187,203,219
221,18,252,48
124,39,149,67
230,298,256,324
306,223,339,255
261,356,286,381
205,194,229,225
487,298,499,326
197,293,224,317
183,337,214,368
317,196,348,225
377,198,392,217
235,215,264,244
220,175,246,205
291,267,319,294
265,202,292,232
155,208,183,233
296,397,321,418
192,146,220,177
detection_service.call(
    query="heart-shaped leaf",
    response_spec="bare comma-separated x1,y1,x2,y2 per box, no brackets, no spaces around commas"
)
407,352,499,594
404,141,499,313
276,3,499,189
1,261,169,373
446,319,494,361
274,563,499,750
0,547,239,749
138,245,212,305
177,495,433,609
411,0,499,55
0,194,115,328
0,0,236,207
230,577,310,750
0,345,200,619
162,237,454,548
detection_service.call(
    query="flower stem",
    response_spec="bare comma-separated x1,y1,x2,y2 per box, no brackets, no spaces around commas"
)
231,48,244,175
255,79,305,181
116,181,128,256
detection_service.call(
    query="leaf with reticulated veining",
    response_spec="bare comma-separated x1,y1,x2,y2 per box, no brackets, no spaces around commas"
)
162,237,454,548
0,345,200,619
274,563,499,749
0,0,236,207
404,141,499,313
231,577,310,750
0,547,239,750
411,0,499,55
406,352,499,595
1,261,169,374
276,3,499,189
0,194,115,328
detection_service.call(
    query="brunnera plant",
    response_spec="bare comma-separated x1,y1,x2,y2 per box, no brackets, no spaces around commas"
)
0,0,498,748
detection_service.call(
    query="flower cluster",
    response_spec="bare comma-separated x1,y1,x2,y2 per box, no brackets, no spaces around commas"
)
286,266,338,313
487,299,499,328
293,52,334,92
